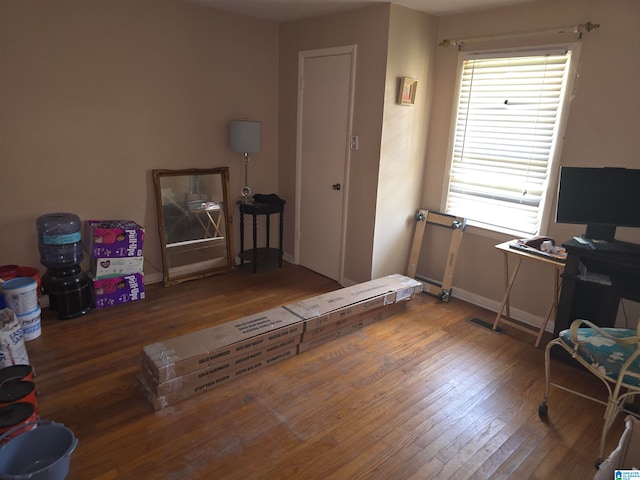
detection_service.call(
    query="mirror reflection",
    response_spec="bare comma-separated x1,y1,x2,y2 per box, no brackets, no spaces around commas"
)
152,167,234,286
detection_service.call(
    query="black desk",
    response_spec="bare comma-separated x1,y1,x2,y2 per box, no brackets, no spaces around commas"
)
554,238,640,336
239,201,285,273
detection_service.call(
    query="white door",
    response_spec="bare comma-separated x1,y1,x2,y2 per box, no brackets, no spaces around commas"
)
296,46,356,282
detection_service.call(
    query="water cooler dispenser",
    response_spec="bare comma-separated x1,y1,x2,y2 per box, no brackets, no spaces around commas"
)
37,213,92,319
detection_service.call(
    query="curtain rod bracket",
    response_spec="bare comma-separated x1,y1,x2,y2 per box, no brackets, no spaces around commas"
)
580,21,600,33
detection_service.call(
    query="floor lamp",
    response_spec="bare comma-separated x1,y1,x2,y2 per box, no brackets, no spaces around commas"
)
230,119,261,202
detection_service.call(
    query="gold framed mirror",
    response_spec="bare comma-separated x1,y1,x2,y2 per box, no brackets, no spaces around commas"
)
152,167,234,286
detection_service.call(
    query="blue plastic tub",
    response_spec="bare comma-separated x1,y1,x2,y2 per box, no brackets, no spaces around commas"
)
0,421,77,480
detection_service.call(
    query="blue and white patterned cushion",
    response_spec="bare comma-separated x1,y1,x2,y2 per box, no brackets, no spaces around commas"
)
560,327,640,387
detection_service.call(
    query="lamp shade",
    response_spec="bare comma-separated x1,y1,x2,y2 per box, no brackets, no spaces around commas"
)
230,120,261,153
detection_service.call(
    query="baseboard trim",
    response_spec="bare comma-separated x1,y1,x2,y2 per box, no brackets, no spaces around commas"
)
145,272,163,285
416,277,554,334
141,262,553,334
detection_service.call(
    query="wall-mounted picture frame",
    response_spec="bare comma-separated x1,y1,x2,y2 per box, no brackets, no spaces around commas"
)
398,77,418,105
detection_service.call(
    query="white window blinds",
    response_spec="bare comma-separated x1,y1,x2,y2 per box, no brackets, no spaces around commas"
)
445,50,572,236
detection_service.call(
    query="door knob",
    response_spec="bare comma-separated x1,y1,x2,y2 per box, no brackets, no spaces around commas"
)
332,183,342,191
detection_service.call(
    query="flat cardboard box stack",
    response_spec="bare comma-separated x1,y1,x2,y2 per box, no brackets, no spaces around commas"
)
84,220,145,309
139,274,422,410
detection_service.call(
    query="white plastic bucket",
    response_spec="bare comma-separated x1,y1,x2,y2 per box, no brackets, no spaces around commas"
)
17,308,41,342
2,278,38,316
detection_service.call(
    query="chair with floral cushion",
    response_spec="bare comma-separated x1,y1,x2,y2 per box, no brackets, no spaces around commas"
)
539,318,640,466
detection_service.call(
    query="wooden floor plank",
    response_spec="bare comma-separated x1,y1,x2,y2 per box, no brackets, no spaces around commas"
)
22,263,626,479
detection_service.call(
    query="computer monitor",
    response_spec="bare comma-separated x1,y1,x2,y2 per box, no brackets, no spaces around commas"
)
555,166,640,242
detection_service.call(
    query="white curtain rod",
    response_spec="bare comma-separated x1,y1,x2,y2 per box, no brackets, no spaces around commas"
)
439,21,599,48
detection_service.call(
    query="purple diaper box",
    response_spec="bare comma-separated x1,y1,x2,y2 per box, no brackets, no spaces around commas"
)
84,220,144,258
93,273,145,309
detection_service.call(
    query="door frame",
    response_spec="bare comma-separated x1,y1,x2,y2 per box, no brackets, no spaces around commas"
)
294,45,357,284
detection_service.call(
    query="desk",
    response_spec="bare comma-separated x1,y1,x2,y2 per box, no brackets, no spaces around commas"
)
191,206,223,238
555,239,640,335
239,201,285,273
492,241,565,347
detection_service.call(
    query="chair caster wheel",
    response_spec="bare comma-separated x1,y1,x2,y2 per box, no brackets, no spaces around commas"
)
538,403,548,418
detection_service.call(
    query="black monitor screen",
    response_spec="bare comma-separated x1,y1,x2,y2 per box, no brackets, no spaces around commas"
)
556,166,640,241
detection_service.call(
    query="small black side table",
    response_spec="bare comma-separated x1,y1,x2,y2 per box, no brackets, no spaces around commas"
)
239,201,285,273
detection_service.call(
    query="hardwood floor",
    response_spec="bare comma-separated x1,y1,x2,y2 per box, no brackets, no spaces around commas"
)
25,262,623,479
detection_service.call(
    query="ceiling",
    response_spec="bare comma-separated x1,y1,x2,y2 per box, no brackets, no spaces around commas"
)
186,0,540,23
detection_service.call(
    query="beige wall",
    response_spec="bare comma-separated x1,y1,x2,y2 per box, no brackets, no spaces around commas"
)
372,5,438,278
420,0,640,324
2,0,638,325
279,5,390,284
0,0,279,282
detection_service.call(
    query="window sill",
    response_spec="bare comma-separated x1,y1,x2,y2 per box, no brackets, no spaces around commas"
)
461,219,532,242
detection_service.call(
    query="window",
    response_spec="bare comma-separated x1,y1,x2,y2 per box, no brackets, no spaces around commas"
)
444,47,577,237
